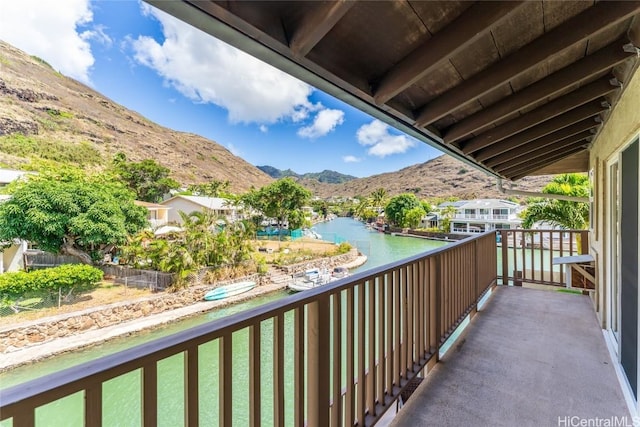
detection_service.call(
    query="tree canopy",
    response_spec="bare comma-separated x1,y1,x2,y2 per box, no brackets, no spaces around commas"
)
385,193,421,227
0,168,148,264
242,178,311,229
521,173,590,229
112,153,179,202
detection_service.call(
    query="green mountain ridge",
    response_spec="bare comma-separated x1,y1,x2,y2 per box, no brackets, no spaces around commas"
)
256,165,357,184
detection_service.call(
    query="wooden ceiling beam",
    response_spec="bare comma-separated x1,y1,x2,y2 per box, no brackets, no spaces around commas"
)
505,147,587,180
289,0,356,58
444,39,634,144
485,122,599,168
473,101,607,161
493,134,592,172
372,1,524,105
414,2,640,127
461,76,618,153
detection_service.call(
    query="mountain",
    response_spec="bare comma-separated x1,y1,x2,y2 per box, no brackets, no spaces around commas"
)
0,41,272,193
0,40,554,200
298,155,554,200
257,166,357,184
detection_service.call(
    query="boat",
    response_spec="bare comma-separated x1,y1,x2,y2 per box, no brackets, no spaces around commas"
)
204,281,256,301
331,266,350,279
288,268,332,292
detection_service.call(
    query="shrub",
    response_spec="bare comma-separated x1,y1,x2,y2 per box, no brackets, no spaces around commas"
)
0,264,103,300
335,242,352,255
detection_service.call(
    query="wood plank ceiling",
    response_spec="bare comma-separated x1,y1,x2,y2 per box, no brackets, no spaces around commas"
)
148,0,640,181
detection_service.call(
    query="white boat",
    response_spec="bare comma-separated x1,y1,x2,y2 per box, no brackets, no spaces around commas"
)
331,266,350,279
288,268,332,292
204,281,256,301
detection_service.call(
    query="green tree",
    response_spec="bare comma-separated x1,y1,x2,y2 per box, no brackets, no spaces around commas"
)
385,193,420,227
0,169,148,264
370,188,387,209
521,174,590,229
112,153,179,202
405,206,426,229
186,180,231,197
242,178,311,231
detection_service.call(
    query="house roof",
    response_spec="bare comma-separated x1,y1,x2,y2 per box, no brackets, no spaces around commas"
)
161,195,234,210
147,1,640,181
134,200,169,209
439,199,521,210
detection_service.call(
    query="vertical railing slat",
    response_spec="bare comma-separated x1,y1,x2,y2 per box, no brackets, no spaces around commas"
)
307,297,331,427
250,322,262,427
393,269,400,388
367,279,376,416
377,275,385,406
219,334,232,427
345,287,355,426
357,282,366,425
385,271,393,397
400,266,408,379
184,346,199,427
85,383,102,427
500,231,507,285
274,314,285,427
331,293,342,427
142,362,157,427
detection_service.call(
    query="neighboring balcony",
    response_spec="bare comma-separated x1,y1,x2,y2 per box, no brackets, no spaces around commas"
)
0,230,628,427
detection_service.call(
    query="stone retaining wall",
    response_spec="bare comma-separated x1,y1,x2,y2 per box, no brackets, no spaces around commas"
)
0,249,359,353
276,249,359,274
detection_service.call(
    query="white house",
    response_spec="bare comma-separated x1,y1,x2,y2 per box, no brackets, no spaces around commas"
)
134,201,171,229
439,199,523,234
160,195,241,224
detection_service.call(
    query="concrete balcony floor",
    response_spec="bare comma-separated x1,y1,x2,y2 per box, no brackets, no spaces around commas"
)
391,286,630,427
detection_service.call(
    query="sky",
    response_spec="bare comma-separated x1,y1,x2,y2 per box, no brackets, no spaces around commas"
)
0,0,442,178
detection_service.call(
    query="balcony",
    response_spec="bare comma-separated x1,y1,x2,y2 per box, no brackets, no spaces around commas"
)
0,230,628,426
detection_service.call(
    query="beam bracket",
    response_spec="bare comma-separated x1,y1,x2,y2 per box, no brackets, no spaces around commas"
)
623,43,640,56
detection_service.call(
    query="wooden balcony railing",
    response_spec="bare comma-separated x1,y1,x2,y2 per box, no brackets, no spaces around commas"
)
0,232,498,427
497,229,589,286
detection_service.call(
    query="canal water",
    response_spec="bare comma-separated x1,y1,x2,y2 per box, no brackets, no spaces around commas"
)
0,218,448,426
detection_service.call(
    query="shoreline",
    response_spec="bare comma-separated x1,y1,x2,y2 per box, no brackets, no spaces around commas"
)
0,255,368,373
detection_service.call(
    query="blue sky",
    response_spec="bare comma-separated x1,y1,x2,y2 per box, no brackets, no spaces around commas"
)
0,0,442,178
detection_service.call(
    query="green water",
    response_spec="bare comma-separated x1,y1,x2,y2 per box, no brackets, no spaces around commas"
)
0,218,448,426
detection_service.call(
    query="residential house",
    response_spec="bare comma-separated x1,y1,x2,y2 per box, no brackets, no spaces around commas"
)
134,200,171,229
439,199,523,234
160,195,241,224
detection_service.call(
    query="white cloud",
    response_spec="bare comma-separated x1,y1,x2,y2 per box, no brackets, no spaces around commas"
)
356,120,417,157
343,155,361,163
259,125,268,133
131,5,314,124
298,108,345,139
0,0,95,84
81,24,113,48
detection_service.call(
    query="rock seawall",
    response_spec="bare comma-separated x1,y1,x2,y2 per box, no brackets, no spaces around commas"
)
0,250,359,354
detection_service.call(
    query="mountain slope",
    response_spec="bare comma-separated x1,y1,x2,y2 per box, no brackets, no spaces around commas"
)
299,155,554,199
0,41,272,192
257,165,356,184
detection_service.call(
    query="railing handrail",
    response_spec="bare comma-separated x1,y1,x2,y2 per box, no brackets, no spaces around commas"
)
1,232,496,406
1,231,500,425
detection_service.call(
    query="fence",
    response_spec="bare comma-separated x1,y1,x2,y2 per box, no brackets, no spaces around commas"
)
0,232,497,427
100,265,175,292
498,229,588,286
23,252,82,271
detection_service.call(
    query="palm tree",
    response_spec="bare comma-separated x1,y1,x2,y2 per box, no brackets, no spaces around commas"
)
370,188,387,209
521,174,590,230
